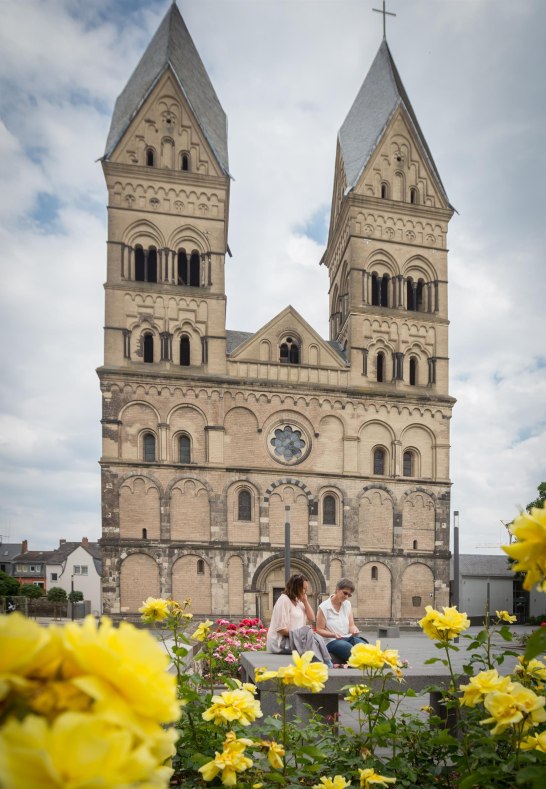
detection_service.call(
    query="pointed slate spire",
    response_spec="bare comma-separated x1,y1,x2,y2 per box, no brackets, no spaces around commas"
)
339,40,447,201
104,3,229,175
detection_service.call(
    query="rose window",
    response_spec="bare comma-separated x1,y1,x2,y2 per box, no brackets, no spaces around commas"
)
269,425,306,464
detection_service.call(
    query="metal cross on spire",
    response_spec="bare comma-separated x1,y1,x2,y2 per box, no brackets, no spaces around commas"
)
373,0,396,41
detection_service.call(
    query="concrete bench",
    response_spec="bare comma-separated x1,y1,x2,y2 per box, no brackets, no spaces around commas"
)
240,651,461,724
377,626,400,638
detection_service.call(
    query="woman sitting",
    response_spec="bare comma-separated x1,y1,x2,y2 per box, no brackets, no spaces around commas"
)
266,573,331,665
316,578,368,664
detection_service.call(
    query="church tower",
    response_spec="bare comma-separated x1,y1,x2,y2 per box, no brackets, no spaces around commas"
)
98,5,454,624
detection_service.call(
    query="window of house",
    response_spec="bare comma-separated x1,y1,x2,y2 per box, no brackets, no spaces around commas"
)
410,187,418,204
178,249,188,284
409,357,417,386
279,337,300,364
323,494,337,525
416,280,424,311
413,540,418,550
403,451,413,477
143,333,154,363
179,434,191,463
135,246,145,281
371,566,378,581
143,433,156,462
373,448,385,475
197,559,205,575
147,248,158,283
380,183,388,199
146,148,155,167
237,489,252,521
376,352,385,382
29,565,38,572
51,573,58,581
180,335,190,366
142,528,148,540
181,152,190,171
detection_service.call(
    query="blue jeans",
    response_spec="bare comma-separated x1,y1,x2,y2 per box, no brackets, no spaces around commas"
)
326,635,368,663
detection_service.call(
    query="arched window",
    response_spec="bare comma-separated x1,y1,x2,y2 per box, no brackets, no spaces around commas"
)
279,337,300,364
410,187,418,204
413,540,418,550
147,248,157,283
181,153,190,171
143,433,156,462
371,273,389,306
380,274,389,307
416,280,425,311
409,357,418,386
146,148,155,167
407,279,416,311
197,559,205,575
178,250,188,284
143,333,154,363
142,528,147,540
323,494,336,525
373,448,385,475
179,434,191,463
371,566,378,581
403,451,413,477
238,490,252,521
376,351,385,382
380,183,388,199
371,273,380,306
180,335,190,366
135,246,145,282
189,251,200,287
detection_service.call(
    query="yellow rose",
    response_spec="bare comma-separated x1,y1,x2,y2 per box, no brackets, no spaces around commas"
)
277,651,328,692
344,684,370,703
0,613,54,698
0,712,174,788
503,503,546,591
359,767,396,788
520,731,546,753
139,597,171,622
313,776,352,789
198,731,253,785
460,670,513,707
495,610,517,623
348,641,385,670
255,666,279,682
481,691,524,735
419,605,470,641
265,740,285,769
202,688,263,726
514,656,546,683
191,619,214,642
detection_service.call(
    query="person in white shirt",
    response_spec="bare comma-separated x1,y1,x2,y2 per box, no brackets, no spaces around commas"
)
266,573,315,653
316,578,368,664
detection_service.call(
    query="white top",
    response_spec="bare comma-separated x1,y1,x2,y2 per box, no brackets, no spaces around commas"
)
318,596,351,644
266,594,307,653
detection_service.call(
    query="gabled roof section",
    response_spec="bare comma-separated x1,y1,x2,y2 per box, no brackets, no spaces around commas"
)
339,40,448,202
104,3,229,174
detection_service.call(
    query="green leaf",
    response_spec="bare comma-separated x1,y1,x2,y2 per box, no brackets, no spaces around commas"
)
300,745,326,760
263,771,287,783
172,646,189,657
524,627,546,661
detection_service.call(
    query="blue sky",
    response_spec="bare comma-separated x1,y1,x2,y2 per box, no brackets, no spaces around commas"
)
1,0,545,553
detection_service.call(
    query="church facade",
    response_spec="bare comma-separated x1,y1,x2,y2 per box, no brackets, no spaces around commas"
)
98,4,455,624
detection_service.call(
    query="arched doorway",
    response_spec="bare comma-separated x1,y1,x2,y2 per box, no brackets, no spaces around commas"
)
252,557,325,625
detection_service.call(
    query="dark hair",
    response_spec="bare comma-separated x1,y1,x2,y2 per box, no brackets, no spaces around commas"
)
336,577,355,593
284,573,307,603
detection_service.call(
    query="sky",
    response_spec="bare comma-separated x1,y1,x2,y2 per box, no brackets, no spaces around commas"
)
0,0,545,555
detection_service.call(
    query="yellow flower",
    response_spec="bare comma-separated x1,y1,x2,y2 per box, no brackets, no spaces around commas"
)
198,731,253,786
459,670,513,707
61,615,180,726
495,610,517,623
0,712,174,788
348,641,385,670
277,651,328,692
382,647,403,673
191,619,214,642
255,666,279,682
139,597,171,622
313,777,352,789
0,613,53,698
502,503,546,591
344,684,370,703
359,767,396,787
265,740,285,769
520,731,546,752
481,691,524,735
202,688,263,726
419,605,470,641
233,678,257,695
28,679,92,716
420,705,433,713
514,656,546,683
510,682,546,724
252,784,264,789
182,612,193,621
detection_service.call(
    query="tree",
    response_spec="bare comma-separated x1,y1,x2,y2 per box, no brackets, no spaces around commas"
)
20,584,45,599
47,586,67,602
68,590,84,603
526,482,546,512
0,571,20,597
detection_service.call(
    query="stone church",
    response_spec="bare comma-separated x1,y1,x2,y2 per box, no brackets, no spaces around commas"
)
98,3,455,624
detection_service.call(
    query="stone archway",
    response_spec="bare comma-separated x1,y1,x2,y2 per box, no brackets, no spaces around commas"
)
253,556,325,625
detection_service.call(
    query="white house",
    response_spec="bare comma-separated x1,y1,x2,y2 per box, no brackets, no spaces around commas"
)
47,538,102,615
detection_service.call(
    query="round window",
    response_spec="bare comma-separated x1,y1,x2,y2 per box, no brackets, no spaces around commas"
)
267,424,310,465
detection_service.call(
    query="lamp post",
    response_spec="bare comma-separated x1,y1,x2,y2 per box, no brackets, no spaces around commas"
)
284,505,291,583
453,511,460,608
71,574,75,621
